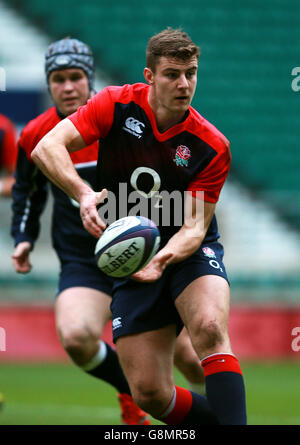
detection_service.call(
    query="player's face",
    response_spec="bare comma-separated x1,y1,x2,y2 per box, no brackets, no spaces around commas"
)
145,56,198,129
49,68,90,116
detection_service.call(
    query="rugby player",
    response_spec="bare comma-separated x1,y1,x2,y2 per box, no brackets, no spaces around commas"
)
31,29,247,424
11,37,207,425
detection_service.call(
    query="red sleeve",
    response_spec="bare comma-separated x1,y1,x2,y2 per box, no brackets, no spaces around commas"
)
0,117,18,171
68,87,115,146
188,141,231,203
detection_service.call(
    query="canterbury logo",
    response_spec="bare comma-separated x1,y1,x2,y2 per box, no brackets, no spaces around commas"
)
112,317,122,330
123,117,145,139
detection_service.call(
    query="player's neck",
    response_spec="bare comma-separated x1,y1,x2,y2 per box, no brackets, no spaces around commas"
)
148,91,187,133
155,110,186,133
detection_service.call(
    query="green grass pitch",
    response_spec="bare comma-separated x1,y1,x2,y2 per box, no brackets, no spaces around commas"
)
0,361,299,425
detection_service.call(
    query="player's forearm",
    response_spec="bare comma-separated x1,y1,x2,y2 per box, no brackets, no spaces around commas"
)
31,136,91,202
161,224,205,264
162,197,214,264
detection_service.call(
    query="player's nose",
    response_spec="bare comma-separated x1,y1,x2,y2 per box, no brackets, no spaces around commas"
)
63,79,75,91
177,74,189,89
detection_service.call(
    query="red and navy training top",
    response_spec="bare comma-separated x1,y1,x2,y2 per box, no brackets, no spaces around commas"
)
11,106,99,264
69,83,231,244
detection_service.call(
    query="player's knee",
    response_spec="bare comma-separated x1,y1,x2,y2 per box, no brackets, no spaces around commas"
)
193,318,226,352
131,382,171,416
58,324,97,357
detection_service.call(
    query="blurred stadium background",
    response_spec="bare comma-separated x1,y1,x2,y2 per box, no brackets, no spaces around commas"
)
0,0,300,425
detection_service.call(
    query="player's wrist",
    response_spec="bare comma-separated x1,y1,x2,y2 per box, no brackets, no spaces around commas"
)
17,240,33,251
76,182,95,204
163,233,201,264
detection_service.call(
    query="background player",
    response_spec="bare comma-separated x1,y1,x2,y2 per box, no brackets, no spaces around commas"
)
11,38,150,425
0,112,18,197
11,37,206,424
30,28,247,425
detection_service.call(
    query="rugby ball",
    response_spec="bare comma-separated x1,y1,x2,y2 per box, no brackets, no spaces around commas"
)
95,216,160,278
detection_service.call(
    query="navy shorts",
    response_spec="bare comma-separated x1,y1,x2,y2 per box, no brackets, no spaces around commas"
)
110,241,229,343
57,261,114,296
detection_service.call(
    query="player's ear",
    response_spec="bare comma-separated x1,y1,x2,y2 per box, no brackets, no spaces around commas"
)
144,67,154,85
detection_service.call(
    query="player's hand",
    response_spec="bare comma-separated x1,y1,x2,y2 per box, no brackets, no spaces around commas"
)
131,250,174,282
12,241,33,273
0,175,15,197
80,188,107,238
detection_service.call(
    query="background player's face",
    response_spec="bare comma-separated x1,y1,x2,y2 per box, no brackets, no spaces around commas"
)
49,68,90,116
145,56,198,124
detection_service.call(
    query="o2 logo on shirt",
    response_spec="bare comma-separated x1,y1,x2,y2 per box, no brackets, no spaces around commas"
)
130,167,162,208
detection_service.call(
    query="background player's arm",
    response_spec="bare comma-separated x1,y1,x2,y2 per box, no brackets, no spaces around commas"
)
11,144,50,273
31,118,107,238
133,194,216,282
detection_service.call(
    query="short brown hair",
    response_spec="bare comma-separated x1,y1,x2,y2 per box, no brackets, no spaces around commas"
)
146,27,201,72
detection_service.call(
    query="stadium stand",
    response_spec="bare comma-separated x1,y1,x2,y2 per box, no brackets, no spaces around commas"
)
1,0,300,295
6,0,300,230
1,0,300,364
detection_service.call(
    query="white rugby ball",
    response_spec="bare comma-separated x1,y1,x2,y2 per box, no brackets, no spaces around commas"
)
95,216,160,278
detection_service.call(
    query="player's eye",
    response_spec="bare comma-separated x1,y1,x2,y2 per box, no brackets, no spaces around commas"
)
70,74,82,81
186,71,196,79
53,76,64,83
166,72,177,79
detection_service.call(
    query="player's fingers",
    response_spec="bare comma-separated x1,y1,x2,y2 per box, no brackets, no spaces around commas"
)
11,249,28,263
94,211,107,231
80,196,106,237
158,252,174,265
12,242,32,257
81,206,106,237
89,210,106,234
11,256,32,273
16,265,32,274
82,215,104,238
130,271,153,282
156,252,174,272
94,191,108,231
131,270,161,282
95,188,108,204
131,262,162,282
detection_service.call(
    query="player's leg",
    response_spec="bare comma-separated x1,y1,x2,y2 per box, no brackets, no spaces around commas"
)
174,327,205,395
115,325,218,424
116,325,176,417
55,286,151,424
110,270,220,425
175,275,247,425
55,286,131,393
55,262,133,395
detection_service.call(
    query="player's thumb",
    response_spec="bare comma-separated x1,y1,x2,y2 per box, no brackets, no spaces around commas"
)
95,188,108,205
159,252,174,268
